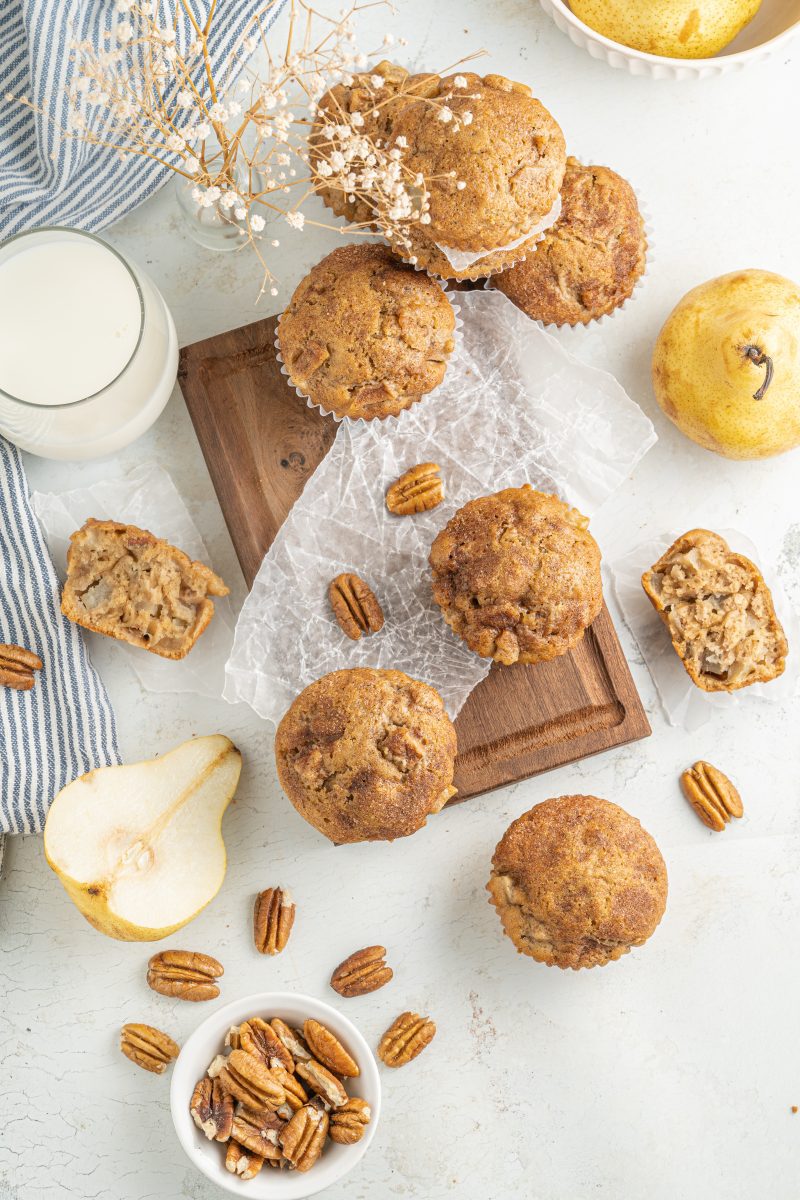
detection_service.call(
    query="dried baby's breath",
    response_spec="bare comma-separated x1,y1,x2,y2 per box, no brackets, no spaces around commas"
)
5,0,484,296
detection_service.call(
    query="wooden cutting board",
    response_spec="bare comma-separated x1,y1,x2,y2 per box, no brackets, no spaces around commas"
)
178,313,650,802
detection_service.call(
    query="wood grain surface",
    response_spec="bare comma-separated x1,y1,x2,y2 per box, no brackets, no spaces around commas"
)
179,313,650,802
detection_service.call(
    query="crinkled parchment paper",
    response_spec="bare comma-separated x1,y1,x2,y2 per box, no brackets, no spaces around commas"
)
225,289,657,724
32,462,234,698
613,530,800,731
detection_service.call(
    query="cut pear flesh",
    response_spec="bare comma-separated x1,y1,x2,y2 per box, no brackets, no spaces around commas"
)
44,735,242,941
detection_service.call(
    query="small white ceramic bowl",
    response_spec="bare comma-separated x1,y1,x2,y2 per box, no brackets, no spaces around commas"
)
170,991,381,1199
539,0,800,78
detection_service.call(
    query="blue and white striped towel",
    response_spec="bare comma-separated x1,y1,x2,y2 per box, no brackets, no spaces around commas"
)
1,436,120,834
0,0,284,238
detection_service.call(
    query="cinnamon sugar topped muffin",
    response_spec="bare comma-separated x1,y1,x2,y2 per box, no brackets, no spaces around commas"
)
382,72,566,280
277,243,456,421
494,158,647,327
429,486,602,665
275,668,457,844
487,795,668,970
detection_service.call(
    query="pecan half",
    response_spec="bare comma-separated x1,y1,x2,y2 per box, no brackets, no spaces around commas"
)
681,761,744,831
0,643,43,691
330,946,393,998
231,1106,284,1159
378,1012,436,1067
239,1017,294,1073
295,1059,348,1108
225,1140,265,1180
147,950,223,1001
329,1096,372,1145
218,1049,286,1113
279,1101,330,1172
190,1076,234,1142
253,887,296,956
120,1023,179,1074
271,1064,308,1112
303,1019,360,1079
329,573,384,640
270,1017,312,1063
386,462,444,515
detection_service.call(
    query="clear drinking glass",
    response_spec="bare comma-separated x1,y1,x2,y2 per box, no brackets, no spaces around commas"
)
0,227,178,460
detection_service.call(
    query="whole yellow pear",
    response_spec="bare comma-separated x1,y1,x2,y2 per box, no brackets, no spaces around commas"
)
652,270,800,460
570,0,762,58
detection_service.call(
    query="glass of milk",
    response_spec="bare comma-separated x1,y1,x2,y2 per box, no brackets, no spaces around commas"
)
0,227,178,459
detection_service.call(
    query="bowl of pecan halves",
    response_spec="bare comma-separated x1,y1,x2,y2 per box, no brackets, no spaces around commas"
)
170,991,381,1197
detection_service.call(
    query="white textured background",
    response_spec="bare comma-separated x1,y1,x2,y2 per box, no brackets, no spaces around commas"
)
3,2,800,1197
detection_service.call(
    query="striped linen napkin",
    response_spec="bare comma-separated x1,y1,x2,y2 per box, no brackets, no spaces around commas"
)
0,436,120,834
0,0,284,237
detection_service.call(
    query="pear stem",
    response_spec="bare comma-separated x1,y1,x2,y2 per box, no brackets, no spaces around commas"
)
743,345,774,401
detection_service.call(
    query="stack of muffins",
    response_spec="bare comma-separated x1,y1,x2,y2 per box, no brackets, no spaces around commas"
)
277,64,648,424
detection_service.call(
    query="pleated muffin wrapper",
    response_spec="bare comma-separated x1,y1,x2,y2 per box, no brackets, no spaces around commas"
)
489,157,654,333
392,193,563,282
274,283,463,429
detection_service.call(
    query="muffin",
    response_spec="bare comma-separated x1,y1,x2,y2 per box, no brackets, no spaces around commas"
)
61,518,228,660
487,795,668,970
277,244,456,421
494,158,647,327
381,72,566,280
642,528,788,692
311,60,438,226
274,668,457,844
429,486,602,665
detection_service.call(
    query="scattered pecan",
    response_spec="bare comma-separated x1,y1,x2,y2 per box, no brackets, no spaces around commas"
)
377,1012,436,1068
230,1106,284,1159
328,573,384,640
225,1140,265,1180
386,462,444,515
330,945,393,998
239,1017,294,1073
303,1019,360,1079
270,1017,312,1063
147,950,223,1002
190,1076,234,1142
218,1049,286,1113
0,643,43,691
253,887,296,955
279,1101,330,1172
329,1096,372,1145
295,1059,348,1109
681,761,744,831
120,1023,179,1075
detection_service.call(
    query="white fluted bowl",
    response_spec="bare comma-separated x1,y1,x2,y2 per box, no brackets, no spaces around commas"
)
170,991,381,1198
540,0,800,78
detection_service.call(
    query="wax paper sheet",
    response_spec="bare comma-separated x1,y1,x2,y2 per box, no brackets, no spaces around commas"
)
32,462,234,698
613,529,800,731
224,289,657,724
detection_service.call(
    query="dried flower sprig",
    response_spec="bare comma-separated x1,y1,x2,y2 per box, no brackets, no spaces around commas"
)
5,0,483,296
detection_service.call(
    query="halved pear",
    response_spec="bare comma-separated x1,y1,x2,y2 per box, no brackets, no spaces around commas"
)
44,735,241,942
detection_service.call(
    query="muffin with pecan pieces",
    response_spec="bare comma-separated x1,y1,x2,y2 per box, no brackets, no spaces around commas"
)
488,795,668,970
429,486,602,665
494,157,647,327
381,72,566,280
275,668,457,844
277,244,456,421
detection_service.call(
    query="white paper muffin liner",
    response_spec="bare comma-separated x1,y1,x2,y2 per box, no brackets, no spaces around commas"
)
613,529,800,732
488,157,654,333
274,284,463,429
392,193,563,282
